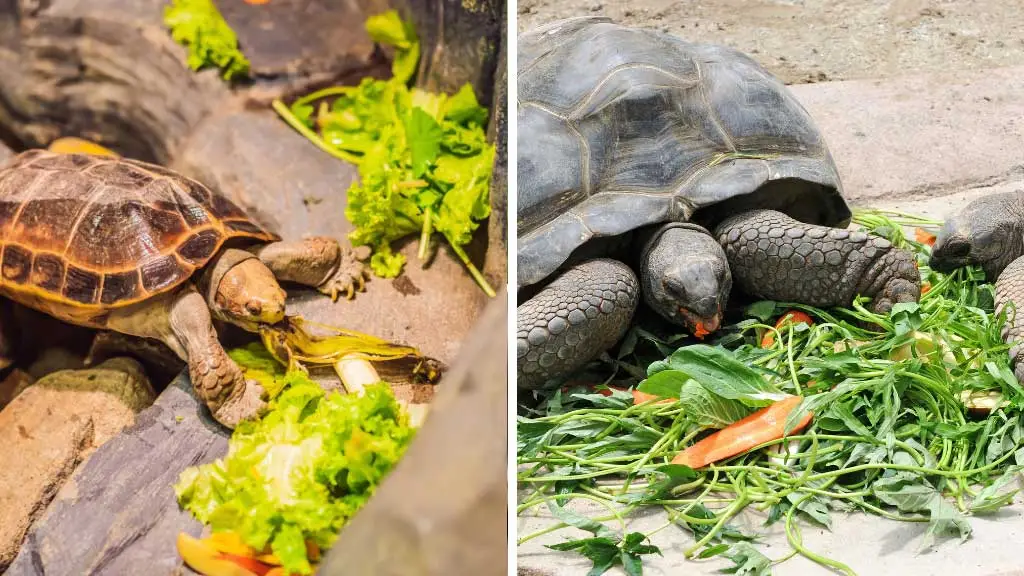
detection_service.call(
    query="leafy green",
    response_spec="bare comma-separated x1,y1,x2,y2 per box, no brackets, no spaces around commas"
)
164,0,250,81
175,377,415,575
721,542,772,576
273,12,495,296
518,209,1024,575
365,10,420,84
646,344,787,406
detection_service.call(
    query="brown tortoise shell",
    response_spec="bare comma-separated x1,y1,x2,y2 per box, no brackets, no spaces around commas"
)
0,150,280,308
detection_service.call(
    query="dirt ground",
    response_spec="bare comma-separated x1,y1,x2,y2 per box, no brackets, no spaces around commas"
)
517,0,1024,84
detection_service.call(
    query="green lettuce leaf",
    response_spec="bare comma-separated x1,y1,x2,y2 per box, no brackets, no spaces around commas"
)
164,0,250,81
174,379,415,575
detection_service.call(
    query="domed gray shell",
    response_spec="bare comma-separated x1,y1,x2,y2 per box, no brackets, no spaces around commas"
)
517,17,850,289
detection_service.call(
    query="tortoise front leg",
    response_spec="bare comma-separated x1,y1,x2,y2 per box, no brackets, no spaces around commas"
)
518,259,639,390
252,237,371,301
996,256,1024,384
167,287,267,428
715,209,921,314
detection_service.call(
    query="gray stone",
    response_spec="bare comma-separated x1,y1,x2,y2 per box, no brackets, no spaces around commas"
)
790,66,1024,206
322,289,507,576
5,373,226,576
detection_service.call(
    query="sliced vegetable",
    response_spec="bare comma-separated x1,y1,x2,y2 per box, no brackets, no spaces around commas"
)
672,395,813,469
47,137,120,157
632,389,675,406
178,533,260,576
915,227,937,246
760,310,814,348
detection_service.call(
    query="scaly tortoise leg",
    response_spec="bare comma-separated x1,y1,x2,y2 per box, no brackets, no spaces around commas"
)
517,259,639,390
995,256,1024,384
252,237,371,301
168,287,267,428
715,209,921,315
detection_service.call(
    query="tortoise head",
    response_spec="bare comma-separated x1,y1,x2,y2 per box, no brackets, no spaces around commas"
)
638,223,732,337
208,250,287,331
930,192,1024,281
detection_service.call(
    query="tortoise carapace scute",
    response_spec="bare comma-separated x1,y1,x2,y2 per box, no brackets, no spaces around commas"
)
0,150,279,307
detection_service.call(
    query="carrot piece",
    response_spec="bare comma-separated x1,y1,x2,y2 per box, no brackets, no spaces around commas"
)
672,395,813,469
693,322,711,339
632,389,675,405
208,532,258,558
760,310,814,348
921,282,932,295
177,533,260,576
914,228,937,246
216,553,275,576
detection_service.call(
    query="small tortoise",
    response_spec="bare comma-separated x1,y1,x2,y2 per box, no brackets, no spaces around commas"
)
517,17,921,389
931,192,1024,386
0,149,369,427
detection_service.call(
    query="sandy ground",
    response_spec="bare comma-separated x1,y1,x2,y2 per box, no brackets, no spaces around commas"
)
517,0,1024,84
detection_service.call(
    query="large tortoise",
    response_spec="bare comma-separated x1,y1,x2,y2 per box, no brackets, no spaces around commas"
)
931,193,1024,386
517,17,921,389
0,149,370,427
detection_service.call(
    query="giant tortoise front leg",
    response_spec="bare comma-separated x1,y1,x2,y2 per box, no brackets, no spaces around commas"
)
715,210,921,314
517,259,639,390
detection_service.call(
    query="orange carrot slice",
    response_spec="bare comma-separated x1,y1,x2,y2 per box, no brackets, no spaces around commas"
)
672,395,813,469
177,533,260,576
693,322,711,339
632,389,675,405
217,553,274,576
914,228,937,246
760,310,814,348
921,282,931,295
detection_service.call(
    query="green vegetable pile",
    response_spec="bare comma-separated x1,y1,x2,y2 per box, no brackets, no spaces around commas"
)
274,11,496,296
175,347,415,575
164,0,250,81
517,211,1024,576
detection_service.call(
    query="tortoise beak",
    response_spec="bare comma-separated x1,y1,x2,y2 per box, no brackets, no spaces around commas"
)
680,308,722,339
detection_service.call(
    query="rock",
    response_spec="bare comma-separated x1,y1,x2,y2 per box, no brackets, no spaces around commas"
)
789,66,1024,206
0,404,93,571
217,0,383,89
4,372,227,576
0,357,155,569
173,109,490,365
26,348,85,381
321,288,508,575
484,16,509,287
0,369,33,410
85,332,185,390
29,358,156,451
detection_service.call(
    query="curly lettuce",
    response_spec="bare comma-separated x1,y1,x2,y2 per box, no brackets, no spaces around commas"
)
174,378,415,575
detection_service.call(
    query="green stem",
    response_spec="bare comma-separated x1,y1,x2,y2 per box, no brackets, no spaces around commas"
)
418,209,433,261
447,239,496,298
272,99,363,164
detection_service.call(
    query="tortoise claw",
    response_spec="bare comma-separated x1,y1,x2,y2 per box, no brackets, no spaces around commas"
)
317,249,369,302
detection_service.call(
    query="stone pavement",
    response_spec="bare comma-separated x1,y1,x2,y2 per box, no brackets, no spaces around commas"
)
517,66,1024,576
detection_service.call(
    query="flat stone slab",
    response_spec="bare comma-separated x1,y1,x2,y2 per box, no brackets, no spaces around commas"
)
518,493,1024,576
789,65,1024,206
5,373,226,576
